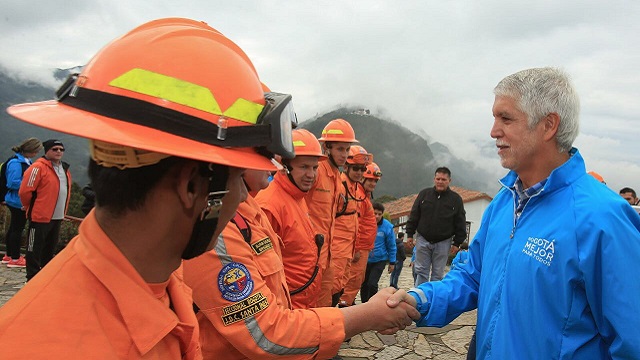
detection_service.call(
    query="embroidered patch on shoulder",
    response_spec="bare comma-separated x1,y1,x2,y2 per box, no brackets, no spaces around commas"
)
251,237,273,255
221,292,270,326
218,262,254,302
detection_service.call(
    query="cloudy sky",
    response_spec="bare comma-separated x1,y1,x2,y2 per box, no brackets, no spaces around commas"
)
2,0,639,194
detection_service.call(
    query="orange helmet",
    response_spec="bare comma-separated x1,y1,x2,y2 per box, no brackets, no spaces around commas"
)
587,171,605,184
318,119,358,143
346,145,373,165
363,162,382,180
293,129,327,160
7,18,296,170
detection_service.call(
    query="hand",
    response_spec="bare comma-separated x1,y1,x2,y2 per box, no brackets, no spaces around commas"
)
388,264,395,274
449,245,460,255
407,237,414,247
367,288,419,332
352,251,361,263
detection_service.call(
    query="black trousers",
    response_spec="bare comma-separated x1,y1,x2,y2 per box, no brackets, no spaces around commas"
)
360,261,387,303
5,205,27,259
26,220,62,281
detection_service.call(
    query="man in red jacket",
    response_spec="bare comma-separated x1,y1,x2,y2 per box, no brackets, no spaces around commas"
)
19,139,72,281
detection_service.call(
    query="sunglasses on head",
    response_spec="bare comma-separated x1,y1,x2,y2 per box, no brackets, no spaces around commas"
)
351,165,367,172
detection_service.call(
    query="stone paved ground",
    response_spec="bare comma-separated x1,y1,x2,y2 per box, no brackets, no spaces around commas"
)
0,258,475,359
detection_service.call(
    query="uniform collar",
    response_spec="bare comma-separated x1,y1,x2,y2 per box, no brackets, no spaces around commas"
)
73,212,197,356
274,171,307,199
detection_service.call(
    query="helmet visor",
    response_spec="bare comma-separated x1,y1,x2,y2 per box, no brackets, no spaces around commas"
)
257,92,297,159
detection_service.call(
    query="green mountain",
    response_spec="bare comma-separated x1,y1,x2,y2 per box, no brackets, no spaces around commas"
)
300,108,496,197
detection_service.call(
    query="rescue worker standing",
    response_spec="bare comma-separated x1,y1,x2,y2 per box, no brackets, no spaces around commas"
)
339,159,379,307
0,18,295,358
185,133,420,359
255,129,326,309
330,145,371,306
306,119,357,307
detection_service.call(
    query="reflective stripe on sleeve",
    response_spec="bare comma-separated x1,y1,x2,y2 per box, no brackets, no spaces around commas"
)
245,317,317,355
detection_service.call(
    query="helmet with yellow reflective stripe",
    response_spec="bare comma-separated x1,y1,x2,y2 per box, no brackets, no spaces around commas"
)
318,119,358,143
346,145,373,165
363,162,382,180
7,18,295,170
292,129,327,159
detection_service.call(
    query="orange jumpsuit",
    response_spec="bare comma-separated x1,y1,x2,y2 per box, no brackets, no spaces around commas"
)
304,160,342,306
183,195,345,360
330,174,360,295
341,191,377,305
0,212,201,359
255,172,321,309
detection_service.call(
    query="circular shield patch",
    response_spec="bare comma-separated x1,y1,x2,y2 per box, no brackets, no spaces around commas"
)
218,262,254,302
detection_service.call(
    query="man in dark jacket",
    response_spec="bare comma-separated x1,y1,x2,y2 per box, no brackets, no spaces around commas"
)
406,167,466,285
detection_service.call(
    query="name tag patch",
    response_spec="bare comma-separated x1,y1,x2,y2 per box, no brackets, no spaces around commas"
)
218,262,254,302
251,237,273,255
221,292,270,326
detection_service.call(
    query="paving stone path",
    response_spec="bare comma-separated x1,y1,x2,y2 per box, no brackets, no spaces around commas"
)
0,259,476,359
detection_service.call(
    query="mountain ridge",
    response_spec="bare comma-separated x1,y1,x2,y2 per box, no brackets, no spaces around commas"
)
1,68,497,197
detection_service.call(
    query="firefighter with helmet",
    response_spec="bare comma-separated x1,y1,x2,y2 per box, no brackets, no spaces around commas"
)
330,145,372,306
305,119,357,307
340,161,382,306
186,128,420,359
0,18,297,358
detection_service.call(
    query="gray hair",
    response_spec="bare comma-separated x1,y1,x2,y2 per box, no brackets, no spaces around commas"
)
494,67,580,153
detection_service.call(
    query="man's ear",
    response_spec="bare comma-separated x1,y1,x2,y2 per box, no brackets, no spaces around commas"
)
543,112,561,141
176,161,204,210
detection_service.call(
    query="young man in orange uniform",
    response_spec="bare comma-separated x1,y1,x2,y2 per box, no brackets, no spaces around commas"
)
305,119,357,307
0,18,294,359
340,161,382,306
255,129,326,309
184,130,421,359
330,145,372,306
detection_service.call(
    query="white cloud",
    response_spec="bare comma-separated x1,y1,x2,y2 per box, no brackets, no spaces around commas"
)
1,0,639,192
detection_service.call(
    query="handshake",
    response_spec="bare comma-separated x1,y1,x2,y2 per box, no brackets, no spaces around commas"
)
340,287,421,338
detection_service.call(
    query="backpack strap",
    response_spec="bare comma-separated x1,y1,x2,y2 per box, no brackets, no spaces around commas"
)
230,212,252,244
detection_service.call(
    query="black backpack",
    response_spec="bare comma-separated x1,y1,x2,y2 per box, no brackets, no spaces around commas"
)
0,155,29,201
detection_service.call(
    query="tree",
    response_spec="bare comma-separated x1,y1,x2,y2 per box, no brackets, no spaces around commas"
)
374,194,397,204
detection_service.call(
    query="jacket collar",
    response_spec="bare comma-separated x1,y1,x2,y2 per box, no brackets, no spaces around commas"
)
74,212,196,355
274,171,307,200
500,147,584,195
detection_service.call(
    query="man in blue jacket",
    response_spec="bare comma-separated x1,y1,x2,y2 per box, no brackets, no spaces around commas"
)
361,202,396,303
388,67,640,359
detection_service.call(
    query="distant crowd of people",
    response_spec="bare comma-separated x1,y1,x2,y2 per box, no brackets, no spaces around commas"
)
0,17,639,360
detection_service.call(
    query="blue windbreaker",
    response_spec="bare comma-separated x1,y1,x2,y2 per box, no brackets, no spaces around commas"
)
410,149,640,359
367,219,397,264
4,153,31,209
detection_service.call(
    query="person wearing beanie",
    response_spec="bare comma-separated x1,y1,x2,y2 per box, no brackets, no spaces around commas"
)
1,138,43,268
18,139,72,280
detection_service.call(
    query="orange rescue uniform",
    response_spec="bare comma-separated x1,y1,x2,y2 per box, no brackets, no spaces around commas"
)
305,160,342,306
183,195,345,360
0,212,201,359
341,191,377,305
330,173,360,295
255,172,321,309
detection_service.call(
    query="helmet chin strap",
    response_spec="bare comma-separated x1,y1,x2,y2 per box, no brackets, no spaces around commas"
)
282,161,307,192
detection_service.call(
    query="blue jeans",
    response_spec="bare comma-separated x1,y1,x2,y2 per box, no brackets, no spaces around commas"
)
414,233,452,286
389,259,404,288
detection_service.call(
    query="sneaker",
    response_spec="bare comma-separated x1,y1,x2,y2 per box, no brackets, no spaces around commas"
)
1,255,10,264
6,256,26,268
